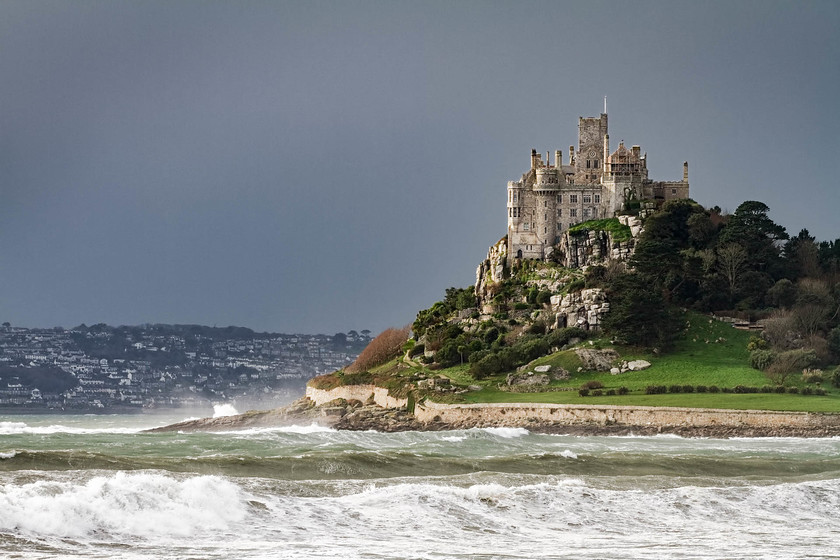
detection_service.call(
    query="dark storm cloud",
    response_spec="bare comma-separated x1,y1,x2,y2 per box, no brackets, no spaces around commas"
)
1,0,838,333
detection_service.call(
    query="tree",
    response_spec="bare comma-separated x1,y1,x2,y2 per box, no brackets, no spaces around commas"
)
716,243,748,295
719,201,788,278
601,273,682,349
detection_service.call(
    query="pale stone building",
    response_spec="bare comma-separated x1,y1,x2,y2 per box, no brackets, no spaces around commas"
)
507,111,689,260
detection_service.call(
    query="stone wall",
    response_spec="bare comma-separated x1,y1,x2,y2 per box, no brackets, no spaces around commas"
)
413,400,840,430
305,384,408,409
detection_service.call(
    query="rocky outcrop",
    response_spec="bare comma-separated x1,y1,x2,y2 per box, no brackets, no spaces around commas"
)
551,288,610,331
553,215,643,269
474,236,507,301
574,347,620,371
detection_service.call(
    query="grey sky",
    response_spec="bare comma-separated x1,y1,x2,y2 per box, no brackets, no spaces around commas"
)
1,0,838,334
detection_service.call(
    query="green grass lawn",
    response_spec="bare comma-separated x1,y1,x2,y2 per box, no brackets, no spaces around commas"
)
439,312,840,413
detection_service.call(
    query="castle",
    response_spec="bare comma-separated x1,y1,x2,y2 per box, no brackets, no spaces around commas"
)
507,111,689,260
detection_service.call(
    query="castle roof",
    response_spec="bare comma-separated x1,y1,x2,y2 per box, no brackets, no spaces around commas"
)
608,141,640,163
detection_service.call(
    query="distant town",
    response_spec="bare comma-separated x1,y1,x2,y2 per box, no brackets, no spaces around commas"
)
0,322,370,413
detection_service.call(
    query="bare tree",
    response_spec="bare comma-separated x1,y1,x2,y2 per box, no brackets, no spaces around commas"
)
716,243,748,294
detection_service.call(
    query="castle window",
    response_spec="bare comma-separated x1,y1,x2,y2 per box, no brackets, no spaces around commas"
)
513,192,519,203
570,194,578,203
523,223,530,231
556,194,562,203
570,209,577,217
594,194,600,204
586,160,591,169
672,189,677,194
594,160,599,168
557,222,562,231
544,201,547,207
583,208,590,218
557,208,562,217
583,195,591,203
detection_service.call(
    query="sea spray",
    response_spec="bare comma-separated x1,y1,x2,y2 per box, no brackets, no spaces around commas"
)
212,403,239,418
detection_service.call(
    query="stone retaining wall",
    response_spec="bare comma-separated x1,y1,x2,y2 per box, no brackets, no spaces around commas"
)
305,384,408,409
413,400,840,430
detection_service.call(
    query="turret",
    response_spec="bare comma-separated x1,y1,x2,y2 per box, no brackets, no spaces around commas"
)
569,146,575,165
603,134,610,174
555,150,561,168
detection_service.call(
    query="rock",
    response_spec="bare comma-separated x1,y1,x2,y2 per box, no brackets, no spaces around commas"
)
506,372,550,387
626,359,651,371
610,367,621,375
550,367,570,380
468,385,483,391
574,348,620,371
534,365,551,373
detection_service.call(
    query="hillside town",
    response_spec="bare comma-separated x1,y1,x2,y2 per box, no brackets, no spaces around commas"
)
0,323,370,412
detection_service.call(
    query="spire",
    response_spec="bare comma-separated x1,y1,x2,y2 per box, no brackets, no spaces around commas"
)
604,96,607,114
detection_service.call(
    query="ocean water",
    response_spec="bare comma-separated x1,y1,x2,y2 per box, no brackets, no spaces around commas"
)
1,413,838,559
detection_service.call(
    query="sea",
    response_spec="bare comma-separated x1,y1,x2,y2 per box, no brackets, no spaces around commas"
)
1,407,839,559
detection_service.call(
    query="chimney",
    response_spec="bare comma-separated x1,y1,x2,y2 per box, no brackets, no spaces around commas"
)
683,161,689,182
569,145,575,165
531,149,537,169
555,150,562,168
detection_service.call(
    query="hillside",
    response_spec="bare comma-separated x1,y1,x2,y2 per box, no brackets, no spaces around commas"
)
311,199,840,414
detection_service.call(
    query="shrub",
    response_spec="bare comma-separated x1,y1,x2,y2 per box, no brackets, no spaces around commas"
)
645,385,666,395
682,385,695,393
566,278,585,293
708,385,720,393
581,380,604,390
696,385,707,393
832,366,840,389
536,290,553,305
527,321,547,335
787,386,799,394
513,302,529,310
617,386,629,395
606,389,617,396
801,369,824,384
815,387,827,396
747,335,768,352
483,327,500,344
547,327,588,349
409,343,425,358
668,385,682,394
345,326,411,373
760,385,774,393
578,388,590,397
592,389,604,397
801,386,814,395
775,385,786,393
749,349,776,371
733,385,758,394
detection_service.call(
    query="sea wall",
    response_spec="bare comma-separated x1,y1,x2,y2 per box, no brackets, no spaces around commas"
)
305,384,408,409
413,400,840,430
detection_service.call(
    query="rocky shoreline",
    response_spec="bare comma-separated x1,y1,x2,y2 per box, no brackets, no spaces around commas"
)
146,397,840,438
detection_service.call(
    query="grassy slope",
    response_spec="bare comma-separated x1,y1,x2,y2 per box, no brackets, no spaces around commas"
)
437,312,840,413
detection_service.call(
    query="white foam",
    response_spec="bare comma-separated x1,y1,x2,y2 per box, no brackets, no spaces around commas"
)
212,403,239,418
0,421,142,435
0,450,16,459
215,423,337,435
0,472,248,539
481,427,530,438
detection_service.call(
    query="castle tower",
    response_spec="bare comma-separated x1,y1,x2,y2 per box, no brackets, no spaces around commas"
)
534,166,561,257
575,113,608,185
